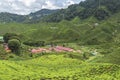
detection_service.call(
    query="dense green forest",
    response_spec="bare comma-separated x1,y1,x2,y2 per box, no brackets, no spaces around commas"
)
43,0,120,22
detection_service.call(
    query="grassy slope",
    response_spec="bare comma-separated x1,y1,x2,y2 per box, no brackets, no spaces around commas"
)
0,11,120,80
0,23,48,35
0,54,120,80
88,43,120,65
0,12,120,43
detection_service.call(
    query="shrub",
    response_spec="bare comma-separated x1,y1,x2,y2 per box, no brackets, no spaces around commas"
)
9,36,21,42
8,39,21,54
3,33,18,43
83,52,90,59
23,40,45,47
86,37,100,45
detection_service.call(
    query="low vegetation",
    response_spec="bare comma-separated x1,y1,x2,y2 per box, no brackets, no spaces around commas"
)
0,54,119,80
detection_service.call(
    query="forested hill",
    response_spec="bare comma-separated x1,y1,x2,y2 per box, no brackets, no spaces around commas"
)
0,9,58,23
43,0,120,22
29,9,59,17
0,0,120,23
0,12,26,23
26,9,59,23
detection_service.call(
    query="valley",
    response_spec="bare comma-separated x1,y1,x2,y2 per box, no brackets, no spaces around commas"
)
0,0,120,80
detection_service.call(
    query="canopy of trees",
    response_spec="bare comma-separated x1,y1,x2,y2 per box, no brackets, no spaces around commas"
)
8,39,21,54
43,0,120,22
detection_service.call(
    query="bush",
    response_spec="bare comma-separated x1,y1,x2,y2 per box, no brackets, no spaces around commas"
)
3,33,18,43
85,37,100,45
9,36,21,42
23,40,45,47
8,39,21,54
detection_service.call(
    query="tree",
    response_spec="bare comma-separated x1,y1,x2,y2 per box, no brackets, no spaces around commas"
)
94,8,109,20
8,39,21,54
9,36,21,42
3,33,18,43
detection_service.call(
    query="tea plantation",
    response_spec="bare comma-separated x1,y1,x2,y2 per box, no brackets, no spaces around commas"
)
0,54,120,80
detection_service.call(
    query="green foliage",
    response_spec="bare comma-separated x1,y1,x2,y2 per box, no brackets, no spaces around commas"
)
94,8,109,20
0,12,26,23
3,33,18,43
78,8,94,19
0,9,58,23
1,12,120,44
91,43,120,64
0,0,120,23
104,0,120,13
23,40,45,47
0,44,8,60
44,0,120,22
85,37,100,45
9,36,21,42
8,39,21,54
0,54,119,80
0,1,120,80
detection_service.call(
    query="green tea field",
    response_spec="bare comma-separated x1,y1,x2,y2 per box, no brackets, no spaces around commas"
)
0,54,120,80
